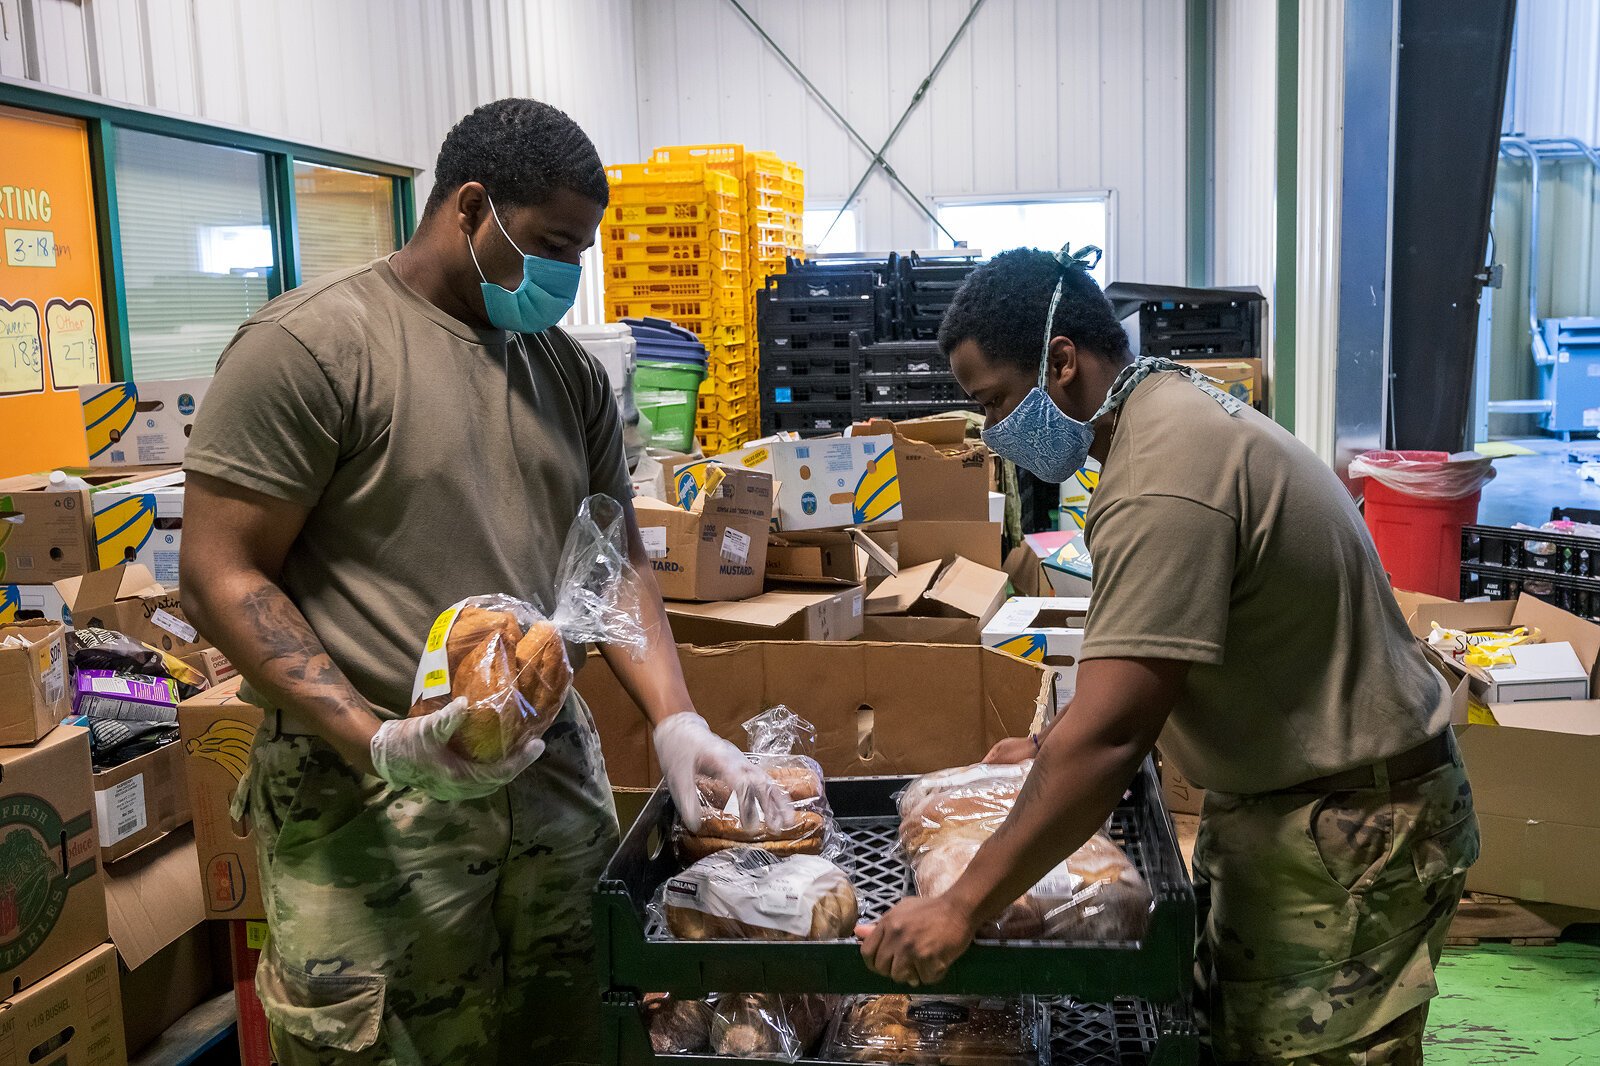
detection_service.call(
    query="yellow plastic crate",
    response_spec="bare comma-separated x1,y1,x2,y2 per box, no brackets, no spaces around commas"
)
605,259,741,284
700,372,753,401
606,161,741,198
605,222,743,248
606,199,741,227
603,241,744,274
606,279,745,305
651,144,785,185
696,391,756,420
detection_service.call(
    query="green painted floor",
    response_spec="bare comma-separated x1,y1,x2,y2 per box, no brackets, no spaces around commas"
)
1426,943,1600,1063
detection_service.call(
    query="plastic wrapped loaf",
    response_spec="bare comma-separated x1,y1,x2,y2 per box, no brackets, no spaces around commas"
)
898,760,1153,941
821,994,1046,1065
643,994,714,1055
710,993,837,1062
657,847,858,941
406,496,646,762
678,705,839,860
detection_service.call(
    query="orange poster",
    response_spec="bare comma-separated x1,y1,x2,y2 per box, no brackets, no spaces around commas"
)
0,105,111,476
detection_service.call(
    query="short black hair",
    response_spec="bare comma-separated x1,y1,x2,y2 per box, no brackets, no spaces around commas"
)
424,98,608,214
938,248,1130,374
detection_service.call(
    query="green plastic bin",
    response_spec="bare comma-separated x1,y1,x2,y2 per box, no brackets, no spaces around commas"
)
633,357,706,452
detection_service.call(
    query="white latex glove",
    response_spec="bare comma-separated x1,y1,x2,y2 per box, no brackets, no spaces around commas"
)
370,698,545,801
654,712,797,833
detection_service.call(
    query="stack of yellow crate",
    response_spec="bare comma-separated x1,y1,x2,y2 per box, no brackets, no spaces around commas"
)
648,144,804,454
601,162,750,453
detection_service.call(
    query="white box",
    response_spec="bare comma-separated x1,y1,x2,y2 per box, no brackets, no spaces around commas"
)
79,377,210,467
0,584,71,626
677,435,901,531
982,596,1090,688
91,469,185,589
988,491,1005,524
1484,641,1591,703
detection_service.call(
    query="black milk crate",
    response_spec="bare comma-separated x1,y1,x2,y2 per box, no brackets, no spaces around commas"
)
765,377,858,407
761,350,857,379
1459,566,1600,620
593,763,1196,1003
898,313,949,341
600,993,1200,1065
858,372,968,406
1460,523,1600,579
760,402,858,437
898,252,980,292
857,398,980,423
760,292,883,330
766,270,884,301
764,327,873,352
1139,299,1262,361
850,337,951,376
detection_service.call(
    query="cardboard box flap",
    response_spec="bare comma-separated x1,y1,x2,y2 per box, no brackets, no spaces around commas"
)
1510,594,1600,681
1487,700,1600,735
866,560,941,616
104,826,206,970
895,521,1003,571
56,563,165,611
848,528,900,575
927,556,1009,621
856,415,969,447
667,590,838,629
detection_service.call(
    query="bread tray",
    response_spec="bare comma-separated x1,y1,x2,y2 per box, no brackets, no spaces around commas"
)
593,759,1196,1003
600,991,1201,1066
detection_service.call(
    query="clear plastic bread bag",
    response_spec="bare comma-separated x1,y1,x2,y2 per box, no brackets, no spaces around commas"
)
898,760,1152,941
650,846,859,942
643,994,716,1055
406,495,648,763
677,705,847,863
710,992,838,1062
820,994,1047,1066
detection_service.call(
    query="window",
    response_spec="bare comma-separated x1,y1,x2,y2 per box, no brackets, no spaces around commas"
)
294,162,399,283
803,204,861,255
115,130,277,379
934,197,1111,284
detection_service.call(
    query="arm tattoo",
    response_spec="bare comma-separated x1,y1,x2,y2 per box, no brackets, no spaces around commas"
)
234,579,370,723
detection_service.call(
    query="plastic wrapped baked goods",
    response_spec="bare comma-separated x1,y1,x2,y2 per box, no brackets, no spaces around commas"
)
643,994,714,1055
899,760,1153,941
678,705,839,860
659,848,858,941
406,496,646,762
820,994,1046,1065
711,993,836,1061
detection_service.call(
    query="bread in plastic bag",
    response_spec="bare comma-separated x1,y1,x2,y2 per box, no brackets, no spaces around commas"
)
643,994,714,1054
898,760,1152,941
820,994,1045,1065
406,495,647,762
677,705,843,861
710,992,837,1061
655,847,858,941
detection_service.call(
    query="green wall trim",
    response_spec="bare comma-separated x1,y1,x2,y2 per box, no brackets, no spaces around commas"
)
1272,0,1299,432
85,118,132,383
1186,0,1214,287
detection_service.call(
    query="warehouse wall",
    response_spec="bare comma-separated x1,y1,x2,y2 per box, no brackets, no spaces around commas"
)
0,0,641,323
631,0,1188,285
1210,1,1277,352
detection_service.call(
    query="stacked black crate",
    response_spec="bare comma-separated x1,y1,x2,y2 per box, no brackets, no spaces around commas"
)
894,252,979,340
852,335,980,423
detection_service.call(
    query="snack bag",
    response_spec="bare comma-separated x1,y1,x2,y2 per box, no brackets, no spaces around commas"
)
407,495,647,762
677,705,841,861
1426,622,1541,661
653,847,858,941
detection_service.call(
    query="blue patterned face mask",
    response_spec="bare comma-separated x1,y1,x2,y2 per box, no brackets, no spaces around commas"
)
982,245,1243,482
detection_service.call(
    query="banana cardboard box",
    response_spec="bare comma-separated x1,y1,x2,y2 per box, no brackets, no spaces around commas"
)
90,738,191,865
54,563,205,658
673,435,900,531
79,377,210,468
0,618,69,746
89,469,185,589
0,725,111,997
982,596,1091,690
0,467,176,584
0,583,70,626
176,677,264,921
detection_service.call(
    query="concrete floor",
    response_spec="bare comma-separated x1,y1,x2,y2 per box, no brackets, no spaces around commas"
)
1478,436,1600,527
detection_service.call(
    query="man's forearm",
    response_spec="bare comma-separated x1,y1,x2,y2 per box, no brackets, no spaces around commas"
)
597,561,693,728
195,569,381,773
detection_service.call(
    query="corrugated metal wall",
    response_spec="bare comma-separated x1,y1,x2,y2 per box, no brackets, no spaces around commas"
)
1505,0,1600,143
1211,1,1276,350
0,0,641,324
631,0,1188,285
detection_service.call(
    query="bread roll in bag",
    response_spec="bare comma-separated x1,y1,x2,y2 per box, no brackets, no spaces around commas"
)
662,848,858,941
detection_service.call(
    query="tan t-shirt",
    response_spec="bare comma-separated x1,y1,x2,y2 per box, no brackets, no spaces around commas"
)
1080,373,1448,794
184,256,630,714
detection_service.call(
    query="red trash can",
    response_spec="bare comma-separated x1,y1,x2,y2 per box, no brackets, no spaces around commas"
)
1349,450,1495,600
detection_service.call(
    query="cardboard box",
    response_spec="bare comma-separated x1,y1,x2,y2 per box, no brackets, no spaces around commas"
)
0,618,69,744
765,530,879,588
0,468,176,584
636,468,774,602
1177,358,1259,406
90,470,185,588
667,586,864,646
0,944,125,1066
854,417,990,522
864,556,1009,645
79,377,210,468
176,678,264,920
102,828,210,1057
675,435,901,531
54,564,205,656
765,520,1002,588
0,725,110,995
181,646,237,686
92,741,191,864
0,583,70,626
1478,642,1589,703
983,597,1091,687
578,641,1057,787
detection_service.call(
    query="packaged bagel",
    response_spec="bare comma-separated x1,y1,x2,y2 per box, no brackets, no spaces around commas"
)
406,495,647,762
821,994,1045,1065
655,847,858,941
710,992,837,1061
678,705,842,861
643,994,715,1055
898,760,1153,942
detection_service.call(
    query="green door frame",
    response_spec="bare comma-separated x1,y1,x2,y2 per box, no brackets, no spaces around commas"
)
0,79,418,382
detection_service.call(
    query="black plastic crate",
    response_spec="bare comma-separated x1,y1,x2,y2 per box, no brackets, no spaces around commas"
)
760,293,881,329
851,337,950,376
600,993,1200,1065
898,253,980,291
765,377,857,406
1460,523,1600,578
1139,300,1262,361
767,270,884,300
761,350,857,379
858,373,967,406
593,764,1196,1003
1460,566,1600,620
764,327,874,352
761,403,858,437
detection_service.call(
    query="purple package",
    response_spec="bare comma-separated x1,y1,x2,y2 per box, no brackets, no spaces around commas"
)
72,670,179,723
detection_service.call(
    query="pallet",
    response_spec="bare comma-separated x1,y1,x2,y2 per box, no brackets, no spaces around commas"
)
1446,892,1600,947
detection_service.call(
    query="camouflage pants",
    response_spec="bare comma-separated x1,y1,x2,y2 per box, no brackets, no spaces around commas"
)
1193,738,1478,1063
237,696,620,1066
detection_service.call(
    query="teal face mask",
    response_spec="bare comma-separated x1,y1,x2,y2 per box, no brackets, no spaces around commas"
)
467,193,582,334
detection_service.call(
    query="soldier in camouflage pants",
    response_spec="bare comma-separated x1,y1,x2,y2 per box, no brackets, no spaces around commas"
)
236,696,618,1066
1193,739,1479,1064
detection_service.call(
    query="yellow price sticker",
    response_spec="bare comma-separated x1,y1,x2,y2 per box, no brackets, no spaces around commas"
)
246,921,269,950
424,607,461,654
